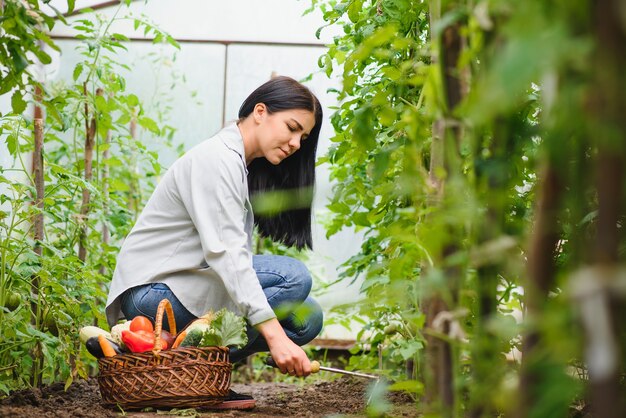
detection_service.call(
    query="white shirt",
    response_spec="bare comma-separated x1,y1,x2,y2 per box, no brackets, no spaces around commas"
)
105,122,276,327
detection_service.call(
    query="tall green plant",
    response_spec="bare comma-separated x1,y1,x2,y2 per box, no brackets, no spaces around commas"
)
311,1,433,381
0,1,181,392
313,0,624,416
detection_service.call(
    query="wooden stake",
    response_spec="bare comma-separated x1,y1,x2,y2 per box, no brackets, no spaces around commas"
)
518,163,561,418
29,81,45,387
129,108,139,216
422,3,466,414
78,85,100,262
32,117,44,298
99,115,111,275
583,1,626,415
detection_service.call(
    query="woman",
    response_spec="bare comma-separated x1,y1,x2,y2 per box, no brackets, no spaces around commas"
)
105,76,324,408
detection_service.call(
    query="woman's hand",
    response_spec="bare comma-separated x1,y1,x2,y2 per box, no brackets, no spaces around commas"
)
255,318,312,377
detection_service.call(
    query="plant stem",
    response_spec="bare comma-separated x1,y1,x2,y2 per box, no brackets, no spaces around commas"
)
518,163,561,418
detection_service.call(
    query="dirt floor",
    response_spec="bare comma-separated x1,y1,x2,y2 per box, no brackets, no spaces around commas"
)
0,374,416,418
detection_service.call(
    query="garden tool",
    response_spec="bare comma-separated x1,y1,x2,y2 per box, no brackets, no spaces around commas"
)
265,357,383,406
265,357,379,380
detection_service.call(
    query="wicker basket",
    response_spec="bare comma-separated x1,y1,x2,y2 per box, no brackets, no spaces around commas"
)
97,299,231,409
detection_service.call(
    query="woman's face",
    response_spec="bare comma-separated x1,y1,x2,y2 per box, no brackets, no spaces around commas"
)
254,105,316,165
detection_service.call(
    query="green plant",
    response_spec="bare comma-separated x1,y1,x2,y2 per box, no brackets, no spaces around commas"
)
312,0,625,416
0,1,183,393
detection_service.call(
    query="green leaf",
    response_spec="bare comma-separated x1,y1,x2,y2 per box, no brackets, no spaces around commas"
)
166,35,180,49
388,379,424,394
95,94,108,112
381,66,402,81
126,94,139,107
111,33,129,41
32,47,52,65
347,0,364,23
138,116,159,134
198,329,221,347
6,134,18,155
64,374,73,391
11,91,27,114
109,178,130,192
378,106,396,127
116,113,131,125
72,63,83,81
210,309,248,348
353,106,377,149
8,43,29,73
315,26,324,39
397,340,423,360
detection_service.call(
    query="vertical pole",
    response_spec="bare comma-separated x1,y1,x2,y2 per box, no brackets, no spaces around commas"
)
78,85,100,262
32,87,44,257
30,83,45,387
423,1,466,414
584,2,626,416
518,164,561,418
129,107,139,217
99,130,110,274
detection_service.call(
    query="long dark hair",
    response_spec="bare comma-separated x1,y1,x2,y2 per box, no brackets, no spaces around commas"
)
239,76,323,250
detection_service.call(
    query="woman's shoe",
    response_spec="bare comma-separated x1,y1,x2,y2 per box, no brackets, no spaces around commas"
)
207,389,256,410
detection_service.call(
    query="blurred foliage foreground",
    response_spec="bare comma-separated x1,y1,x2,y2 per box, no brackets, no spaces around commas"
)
2,1,626,417
310,0,626,417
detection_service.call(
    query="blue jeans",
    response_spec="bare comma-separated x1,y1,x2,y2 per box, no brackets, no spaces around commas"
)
120,255,323,362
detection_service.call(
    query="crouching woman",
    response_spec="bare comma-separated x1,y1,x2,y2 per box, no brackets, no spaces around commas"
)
105,76,324,408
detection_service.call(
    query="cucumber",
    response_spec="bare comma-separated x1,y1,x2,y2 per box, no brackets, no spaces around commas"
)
79,326,111,344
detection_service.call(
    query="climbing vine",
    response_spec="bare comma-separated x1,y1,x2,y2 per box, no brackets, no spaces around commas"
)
315,0,625,417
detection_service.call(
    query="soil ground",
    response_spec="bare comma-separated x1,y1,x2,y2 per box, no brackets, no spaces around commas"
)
0,375,416,418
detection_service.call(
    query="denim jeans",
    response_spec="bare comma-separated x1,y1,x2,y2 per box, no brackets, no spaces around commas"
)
120,255,323,362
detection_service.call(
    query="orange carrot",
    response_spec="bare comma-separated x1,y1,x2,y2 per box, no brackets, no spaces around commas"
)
98,334,117,357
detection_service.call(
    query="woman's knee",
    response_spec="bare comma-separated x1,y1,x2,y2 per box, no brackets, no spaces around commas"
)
284,257,313,295
290,297,324,346
256,255,312,295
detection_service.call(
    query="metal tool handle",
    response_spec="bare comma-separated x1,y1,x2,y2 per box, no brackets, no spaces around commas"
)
265,357,378,379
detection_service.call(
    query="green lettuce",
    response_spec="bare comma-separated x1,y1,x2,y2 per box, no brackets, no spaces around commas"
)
182,308,248,349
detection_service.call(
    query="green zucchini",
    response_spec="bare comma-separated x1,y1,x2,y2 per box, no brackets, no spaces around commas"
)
79,326,111,344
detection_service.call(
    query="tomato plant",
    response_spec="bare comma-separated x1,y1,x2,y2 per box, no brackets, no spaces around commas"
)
0,0,182,393
312,0,625,416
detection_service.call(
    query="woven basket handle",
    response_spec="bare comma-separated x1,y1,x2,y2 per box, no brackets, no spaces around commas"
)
152,299,177,354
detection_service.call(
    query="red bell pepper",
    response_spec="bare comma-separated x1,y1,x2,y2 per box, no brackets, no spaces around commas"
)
121,329,169,353
121,329,155,353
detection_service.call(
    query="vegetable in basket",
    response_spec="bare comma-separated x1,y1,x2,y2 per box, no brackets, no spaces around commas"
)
129,315,154,333
180,308,247,348
85,336,124,358
110,321,131,346
121,329,171,353
79,326,111,343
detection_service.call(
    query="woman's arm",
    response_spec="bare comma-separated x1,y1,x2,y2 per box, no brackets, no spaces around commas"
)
255,317,312,377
